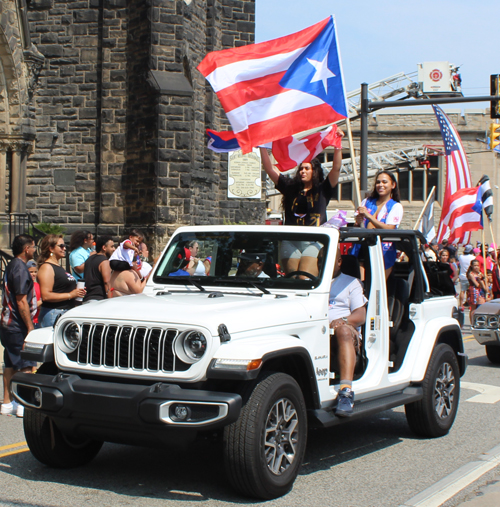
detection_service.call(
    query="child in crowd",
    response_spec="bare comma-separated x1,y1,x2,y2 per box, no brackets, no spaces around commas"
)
109,229,144,271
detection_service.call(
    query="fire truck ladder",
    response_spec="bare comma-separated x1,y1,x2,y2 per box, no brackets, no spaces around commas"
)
345,71,421,120
324,145,442,184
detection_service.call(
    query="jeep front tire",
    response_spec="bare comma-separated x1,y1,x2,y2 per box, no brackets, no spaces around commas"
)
223,372,307,499
405,343,460,438
24,409,103,468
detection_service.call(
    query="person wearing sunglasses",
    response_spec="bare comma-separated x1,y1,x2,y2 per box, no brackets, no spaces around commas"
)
37,234,86,328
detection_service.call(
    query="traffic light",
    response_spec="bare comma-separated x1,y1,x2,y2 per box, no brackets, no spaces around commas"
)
489,123,500,152
491,75,500,119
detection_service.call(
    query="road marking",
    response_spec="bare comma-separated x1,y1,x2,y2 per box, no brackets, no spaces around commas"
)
462,381,500,404
0,448,29,459
0,441,27,452
400,444,500,507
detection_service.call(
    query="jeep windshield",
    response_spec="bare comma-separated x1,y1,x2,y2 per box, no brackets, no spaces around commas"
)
153,231,331,290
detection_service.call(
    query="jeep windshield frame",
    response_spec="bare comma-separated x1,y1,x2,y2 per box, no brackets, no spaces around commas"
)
153,230,331,291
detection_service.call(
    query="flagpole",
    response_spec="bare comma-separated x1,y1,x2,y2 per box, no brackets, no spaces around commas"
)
482,225,487,282
489,220,498,269
345,117,362,207
414,186,436,231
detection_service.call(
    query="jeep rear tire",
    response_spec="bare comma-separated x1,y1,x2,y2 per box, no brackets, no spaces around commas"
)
223,372,307,499
485,345,500,364
405,343,460,438
24,409,103,468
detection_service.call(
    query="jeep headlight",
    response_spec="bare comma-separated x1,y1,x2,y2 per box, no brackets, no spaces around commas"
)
61,322,81,352
183,331,207,361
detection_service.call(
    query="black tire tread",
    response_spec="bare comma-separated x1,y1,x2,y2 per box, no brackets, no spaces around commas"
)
24,408,102,468
405,343,460,438
485,345,500,364
223,371,307,499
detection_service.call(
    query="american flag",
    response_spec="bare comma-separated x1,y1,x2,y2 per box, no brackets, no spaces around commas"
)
433,105,473,243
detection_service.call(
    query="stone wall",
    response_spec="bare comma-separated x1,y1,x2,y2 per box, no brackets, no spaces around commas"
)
26,0,262,255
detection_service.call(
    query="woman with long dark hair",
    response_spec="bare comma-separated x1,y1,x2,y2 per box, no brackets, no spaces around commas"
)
354,170,404,275
260,138,343,275
37,234,86,327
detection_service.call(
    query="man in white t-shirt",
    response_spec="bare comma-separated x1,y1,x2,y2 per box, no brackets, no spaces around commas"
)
458,244,475,308
329,248,367,417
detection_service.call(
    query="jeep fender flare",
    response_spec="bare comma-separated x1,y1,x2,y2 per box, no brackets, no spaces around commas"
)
410,319,465,381
207,335,320,409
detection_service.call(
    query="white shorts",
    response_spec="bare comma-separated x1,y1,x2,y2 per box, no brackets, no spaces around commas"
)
281,240,322,260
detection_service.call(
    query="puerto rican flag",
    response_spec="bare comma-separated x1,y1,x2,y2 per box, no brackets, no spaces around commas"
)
206,125,342,171
439,186,483,244
271,125,342,171
198,16,348,154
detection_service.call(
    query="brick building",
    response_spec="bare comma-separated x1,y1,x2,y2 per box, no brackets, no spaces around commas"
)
1,0,263,255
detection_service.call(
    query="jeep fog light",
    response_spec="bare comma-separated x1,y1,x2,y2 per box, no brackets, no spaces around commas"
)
61,322,81,352
183,331,207,361
213,358,262,371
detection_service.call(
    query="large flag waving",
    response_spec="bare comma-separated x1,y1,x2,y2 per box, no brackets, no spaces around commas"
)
433,105,473,243
197,16,348,154
439,186,483,243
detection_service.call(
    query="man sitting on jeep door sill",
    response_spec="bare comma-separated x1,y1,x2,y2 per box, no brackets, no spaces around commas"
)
329,247,368,417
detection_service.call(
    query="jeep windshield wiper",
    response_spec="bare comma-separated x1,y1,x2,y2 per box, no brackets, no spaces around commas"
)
154,275,206,292
214,277,271,295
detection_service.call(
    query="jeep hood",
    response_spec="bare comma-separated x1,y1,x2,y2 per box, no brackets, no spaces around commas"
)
63,292,312,335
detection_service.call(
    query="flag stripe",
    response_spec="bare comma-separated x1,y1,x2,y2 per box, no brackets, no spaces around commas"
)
227,89,328,133
197,17,330,76
216,72,288,113
235,104,343,153
205,51,304,93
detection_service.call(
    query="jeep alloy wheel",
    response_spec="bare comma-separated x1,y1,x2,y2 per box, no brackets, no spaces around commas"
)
434,361,456,419
265,397,299,475
223,372,307,499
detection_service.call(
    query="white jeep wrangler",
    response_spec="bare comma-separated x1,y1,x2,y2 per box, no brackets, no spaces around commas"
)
12,225,466,499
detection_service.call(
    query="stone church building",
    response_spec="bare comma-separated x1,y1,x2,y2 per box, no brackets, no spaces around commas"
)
1,0,261,254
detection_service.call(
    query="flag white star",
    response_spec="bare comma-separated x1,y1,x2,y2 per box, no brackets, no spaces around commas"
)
307,53,336,93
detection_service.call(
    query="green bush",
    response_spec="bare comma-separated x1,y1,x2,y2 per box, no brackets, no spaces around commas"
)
29,223,66,236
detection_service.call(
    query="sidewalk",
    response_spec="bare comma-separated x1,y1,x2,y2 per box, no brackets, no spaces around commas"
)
457,481,500,506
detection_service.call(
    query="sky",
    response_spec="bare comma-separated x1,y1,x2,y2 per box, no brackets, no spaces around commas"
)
255,1,496,107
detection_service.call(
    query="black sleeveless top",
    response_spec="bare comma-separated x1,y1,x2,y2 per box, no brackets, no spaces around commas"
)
41,263,77,310
83,254,107,302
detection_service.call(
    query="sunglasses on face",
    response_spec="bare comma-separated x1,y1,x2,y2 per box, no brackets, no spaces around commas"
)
56,244,66,249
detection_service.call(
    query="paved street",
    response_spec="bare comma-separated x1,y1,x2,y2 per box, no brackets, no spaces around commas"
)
1,335,499,507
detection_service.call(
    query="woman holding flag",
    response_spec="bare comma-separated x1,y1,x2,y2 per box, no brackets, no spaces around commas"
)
354,171,404,277
260,138,343,275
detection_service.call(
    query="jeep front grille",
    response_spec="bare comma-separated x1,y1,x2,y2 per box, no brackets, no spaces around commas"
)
67,324,189,372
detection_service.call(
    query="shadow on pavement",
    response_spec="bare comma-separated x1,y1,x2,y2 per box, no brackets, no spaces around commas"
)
0,408,416,503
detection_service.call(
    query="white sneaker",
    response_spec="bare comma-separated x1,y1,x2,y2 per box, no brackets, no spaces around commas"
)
16,404,24,418
1,400,18,416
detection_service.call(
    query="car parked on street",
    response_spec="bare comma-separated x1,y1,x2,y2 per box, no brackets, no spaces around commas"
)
13,225,466,499
470,301,500,364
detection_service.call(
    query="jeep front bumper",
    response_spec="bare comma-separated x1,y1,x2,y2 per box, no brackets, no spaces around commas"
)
11,372,242,447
